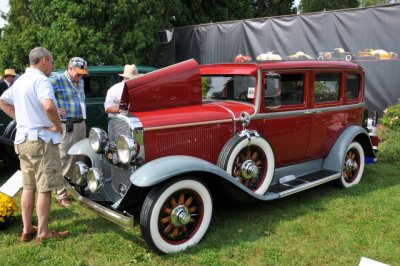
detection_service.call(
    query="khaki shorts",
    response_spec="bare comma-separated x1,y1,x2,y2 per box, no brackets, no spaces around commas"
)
15,139,63,193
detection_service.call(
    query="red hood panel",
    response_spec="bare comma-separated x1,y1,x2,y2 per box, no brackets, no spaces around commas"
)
135,102,255,128
121,59,202,112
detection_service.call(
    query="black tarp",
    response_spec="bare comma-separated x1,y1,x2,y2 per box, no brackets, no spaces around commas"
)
167,4,400,114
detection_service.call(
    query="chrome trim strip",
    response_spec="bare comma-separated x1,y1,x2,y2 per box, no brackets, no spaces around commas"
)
145,119,232,131
253,102,364,119
64,180,134,229
209,103,237,132
278,173,341,198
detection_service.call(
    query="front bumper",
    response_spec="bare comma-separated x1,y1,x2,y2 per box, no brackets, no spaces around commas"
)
64,179,134,229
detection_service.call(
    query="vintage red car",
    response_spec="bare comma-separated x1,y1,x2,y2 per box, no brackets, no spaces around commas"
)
66,59,376,254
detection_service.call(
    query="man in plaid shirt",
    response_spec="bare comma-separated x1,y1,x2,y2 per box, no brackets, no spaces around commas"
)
50,57,89,207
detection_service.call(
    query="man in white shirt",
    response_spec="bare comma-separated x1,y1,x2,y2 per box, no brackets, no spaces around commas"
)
0,47,68,242
104,64,142,116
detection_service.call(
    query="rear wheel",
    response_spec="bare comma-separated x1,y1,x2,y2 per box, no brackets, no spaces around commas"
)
140,178,212,254
345,54,352,61
339,142,365,188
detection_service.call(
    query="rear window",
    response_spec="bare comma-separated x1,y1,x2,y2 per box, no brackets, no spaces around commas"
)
345,73,360,100
314,73,341,103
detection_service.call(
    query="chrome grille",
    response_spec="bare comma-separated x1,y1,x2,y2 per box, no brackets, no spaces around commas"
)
108,117,133,194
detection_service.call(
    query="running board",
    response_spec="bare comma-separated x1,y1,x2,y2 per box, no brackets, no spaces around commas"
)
266,170,341,198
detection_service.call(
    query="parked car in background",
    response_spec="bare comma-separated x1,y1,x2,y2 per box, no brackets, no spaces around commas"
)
0,65,156,163
358,49,397,60
256,51,282,61
318,48,353,61
286,51,314,60
65,59,377,254
234,54,252,62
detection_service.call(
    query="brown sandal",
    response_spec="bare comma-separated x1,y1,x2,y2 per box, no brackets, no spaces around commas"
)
36,230,69,243
21,225,38,242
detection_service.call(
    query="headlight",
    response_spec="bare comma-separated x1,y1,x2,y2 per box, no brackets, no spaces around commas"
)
87,168,104,193
89,127,108,153
117,135,139,164
72,162,88,185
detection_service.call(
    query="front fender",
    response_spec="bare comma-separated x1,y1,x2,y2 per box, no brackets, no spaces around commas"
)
323,125,374,172
68,138,101,169
130,155,269,200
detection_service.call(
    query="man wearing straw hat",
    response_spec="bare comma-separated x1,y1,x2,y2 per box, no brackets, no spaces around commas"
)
104,64,143,116
0,69,17,96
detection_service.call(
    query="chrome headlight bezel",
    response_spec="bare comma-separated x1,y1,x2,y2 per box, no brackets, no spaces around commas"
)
72,161,89,185
87,168,104,193
116,135,139,164
89,127,108,153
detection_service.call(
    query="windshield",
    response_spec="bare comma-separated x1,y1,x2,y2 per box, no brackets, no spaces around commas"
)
202,75,256,103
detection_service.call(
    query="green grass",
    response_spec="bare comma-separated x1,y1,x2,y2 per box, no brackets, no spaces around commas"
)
1,163,399,265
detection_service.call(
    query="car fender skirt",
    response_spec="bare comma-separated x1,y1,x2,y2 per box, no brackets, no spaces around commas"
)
323,125,375,172
67,138,101,168
130,155,269,200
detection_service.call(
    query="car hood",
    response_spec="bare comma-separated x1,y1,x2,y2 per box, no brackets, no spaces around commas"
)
134,101,255,128
121,59,202,113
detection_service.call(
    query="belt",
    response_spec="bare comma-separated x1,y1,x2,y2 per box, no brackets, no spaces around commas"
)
61,118,84,123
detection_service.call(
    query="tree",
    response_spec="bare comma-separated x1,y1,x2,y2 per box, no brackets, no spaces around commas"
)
299,0,359,13
359,0,393,6
0,0,297,72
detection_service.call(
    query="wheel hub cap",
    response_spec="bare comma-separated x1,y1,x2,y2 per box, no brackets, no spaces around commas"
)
345,158,358,172
171,205,191,226
241,159,259,180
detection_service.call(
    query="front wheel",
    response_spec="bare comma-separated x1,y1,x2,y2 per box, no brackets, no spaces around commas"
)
140,178,212,254
339,142,365,188
218,133,275,195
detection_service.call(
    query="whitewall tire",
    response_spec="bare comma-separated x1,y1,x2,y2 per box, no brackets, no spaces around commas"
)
339,142,365,188
218,133,275,195
140,178,212,254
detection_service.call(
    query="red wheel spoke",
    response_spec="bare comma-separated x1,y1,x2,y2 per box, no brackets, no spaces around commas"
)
172,227,180,238
234,170,241,177
252,152,258,161
189,206,198,213
170,198,178,208
185,196,193,207
179,193,185,205
161,216,171,224
182,225,188,233
164,223,174,234
164,207,172,215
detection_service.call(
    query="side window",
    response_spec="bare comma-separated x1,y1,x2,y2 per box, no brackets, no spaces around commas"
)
83,75,117,98
346,73,360,100
314,73,341,103
280,73,304,105
202,76,256,103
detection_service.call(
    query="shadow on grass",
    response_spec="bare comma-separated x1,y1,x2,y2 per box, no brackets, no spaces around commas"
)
1,163,398,256
184,163,400,254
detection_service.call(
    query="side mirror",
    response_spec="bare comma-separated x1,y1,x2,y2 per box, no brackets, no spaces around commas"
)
265,73,281,97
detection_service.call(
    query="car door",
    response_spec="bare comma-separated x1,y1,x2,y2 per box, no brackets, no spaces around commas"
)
257,71,311,167
306,71,345,159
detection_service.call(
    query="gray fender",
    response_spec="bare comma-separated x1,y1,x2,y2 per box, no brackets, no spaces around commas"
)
67,138,101,169
130,155,268,200
323,125,374,172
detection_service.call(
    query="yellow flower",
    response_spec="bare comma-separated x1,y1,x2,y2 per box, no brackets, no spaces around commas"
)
0,192,18,223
